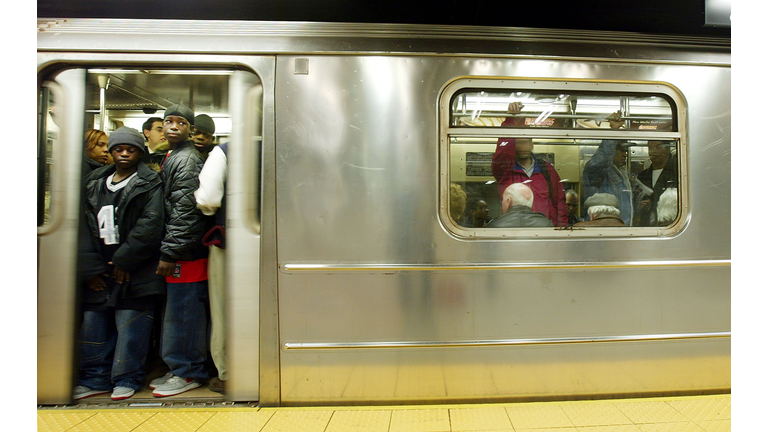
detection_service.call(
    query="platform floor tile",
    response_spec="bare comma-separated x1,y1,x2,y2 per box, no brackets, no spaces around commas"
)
37,411,97,432
389,408,451,432
196,410,275,431
505,403,573,429
132,411,215,432
325,410,392,432
66,412,155,432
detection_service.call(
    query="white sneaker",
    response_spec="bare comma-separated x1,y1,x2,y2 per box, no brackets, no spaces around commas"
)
111,386,135,401
149,372,173,389
152,375,201,397
73,385,109,400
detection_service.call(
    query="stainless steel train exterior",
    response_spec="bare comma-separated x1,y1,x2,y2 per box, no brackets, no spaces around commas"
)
37,19,730,406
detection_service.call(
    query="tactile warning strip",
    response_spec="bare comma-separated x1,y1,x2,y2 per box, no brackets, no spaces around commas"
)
36,394,730,432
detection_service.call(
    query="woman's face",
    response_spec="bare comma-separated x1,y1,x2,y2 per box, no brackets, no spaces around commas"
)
86,134,109,164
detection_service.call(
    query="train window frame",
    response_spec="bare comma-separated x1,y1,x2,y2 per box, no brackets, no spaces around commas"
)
439,77,688,239
37,80,68,233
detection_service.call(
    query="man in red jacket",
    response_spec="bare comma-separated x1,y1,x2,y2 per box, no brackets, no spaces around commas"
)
491,103,567,226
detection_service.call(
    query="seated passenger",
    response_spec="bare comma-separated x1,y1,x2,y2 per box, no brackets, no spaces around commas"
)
565,189,583,226
656,187,678,225
461,197,490,228
573,193,626,227
485,183,554,228
492,103,567,226
449,183,467,224
74,127,165,401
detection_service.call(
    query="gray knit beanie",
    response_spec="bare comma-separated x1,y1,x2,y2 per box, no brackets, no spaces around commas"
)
108,127,145,153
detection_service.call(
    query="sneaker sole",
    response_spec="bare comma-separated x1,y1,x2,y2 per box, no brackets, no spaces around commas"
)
111,394,134,401
73,389,110,400
152,381,201,397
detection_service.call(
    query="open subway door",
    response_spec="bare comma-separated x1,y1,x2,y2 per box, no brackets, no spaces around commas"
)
36,59,271,403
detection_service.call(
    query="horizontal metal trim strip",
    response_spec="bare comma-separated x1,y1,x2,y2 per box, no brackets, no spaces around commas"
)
284,332,731,350
37,19,729,48
282,260,730,272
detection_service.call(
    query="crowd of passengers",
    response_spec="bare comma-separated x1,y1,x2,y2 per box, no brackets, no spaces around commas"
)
75,103,229,401
451,104,679,229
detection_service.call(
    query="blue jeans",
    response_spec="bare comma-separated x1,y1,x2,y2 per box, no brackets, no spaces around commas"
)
78,309,155,391
161,281,210,380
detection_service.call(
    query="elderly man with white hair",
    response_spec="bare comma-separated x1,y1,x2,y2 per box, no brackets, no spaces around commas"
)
573,193,626,227
485,183,554,228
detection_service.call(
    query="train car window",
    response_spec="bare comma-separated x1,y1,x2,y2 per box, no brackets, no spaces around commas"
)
441,80,684,237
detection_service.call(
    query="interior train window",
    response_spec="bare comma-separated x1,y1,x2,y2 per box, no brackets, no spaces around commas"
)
440,79,686,237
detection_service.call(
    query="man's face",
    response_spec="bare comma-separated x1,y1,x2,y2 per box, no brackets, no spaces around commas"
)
515,139,534,160
145,121,166,148
191,127,214,152
648,141,670,167
163,116,191,145
110,145,142,170
613,147,628,167
474,200,489,220
566,194,579,217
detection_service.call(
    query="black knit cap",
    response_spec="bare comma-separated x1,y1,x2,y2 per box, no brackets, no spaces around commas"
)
164,103,194,125
108,126,145,153
194,114,216,134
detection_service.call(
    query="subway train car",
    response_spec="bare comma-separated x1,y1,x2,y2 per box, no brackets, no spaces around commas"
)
36,18,730,406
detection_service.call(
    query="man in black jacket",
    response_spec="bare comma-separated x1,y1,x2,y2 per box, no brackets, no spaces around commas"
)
74,127,165,401
151,104,213,397
636,140,678,226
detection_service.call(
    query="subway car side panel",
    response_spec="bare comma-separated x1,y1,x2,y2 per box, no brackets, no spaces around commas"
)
273,55,730,403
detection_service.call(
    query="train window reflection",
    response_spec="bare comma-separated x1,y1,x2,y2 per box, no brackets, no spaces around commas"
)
447,137,680,230
451,90,676,131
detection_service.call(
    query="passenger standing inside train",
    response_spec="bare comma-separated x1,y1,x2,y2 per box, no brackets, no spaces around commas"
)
141,117,169,171
83,129,109,176
191,114,216,159
151,103,213,397
74,127,165,401
573,193,626,227
581,111,656,226
581,111,635,225
485,183,554,228
491,102,567,226
636,140,678,226
194,137,228,394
